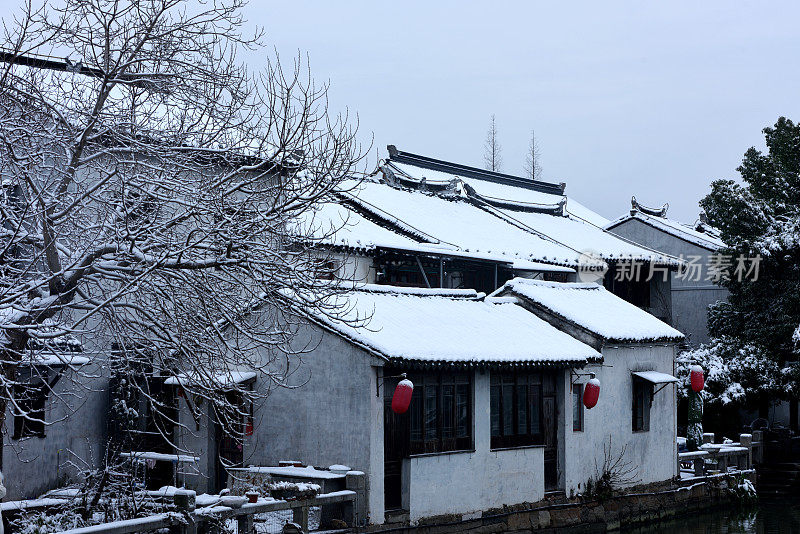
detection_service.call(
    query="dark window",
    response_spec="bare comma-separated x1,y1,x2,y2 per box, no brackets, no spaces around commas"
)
13,383,47,439
603,266,651,309
312,259,337,281
490,372,543,449
543,272,569,283
632,378,652,432
572,384,584,432
409,372,472,454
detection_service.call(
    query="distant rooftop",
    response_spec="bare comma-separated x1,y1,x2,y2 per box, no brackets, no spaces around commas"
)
605,196,726,251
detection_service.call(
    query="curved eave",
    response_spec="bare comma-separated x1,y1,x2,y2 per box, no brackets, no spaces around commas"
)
388,356,597,371
284,296,598,370
602,335,685,345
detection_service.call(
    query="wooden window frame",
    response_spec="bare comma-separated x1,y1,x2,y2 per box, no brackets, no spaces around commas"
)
632,378,652,432
490,371,544,449
572,383,584,432
409,371,472,455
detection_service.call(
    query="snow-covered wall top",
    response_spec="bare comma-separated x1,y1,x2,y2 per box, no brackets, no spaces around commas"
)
497,278,685,343
293,284,602,366
605,211,726,251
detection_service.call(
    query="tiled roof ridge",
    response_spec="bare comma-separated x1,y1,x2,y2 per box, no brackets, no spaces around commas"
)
386,145,566,195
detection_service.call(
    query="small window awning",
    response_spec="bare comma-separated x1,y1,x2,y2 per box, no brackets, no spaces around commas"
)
164,370,257,388
632,371,679,384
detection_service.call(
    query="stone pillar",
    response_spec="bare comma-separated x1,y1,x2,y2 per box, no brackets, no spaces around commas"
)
346,471,367,527
752,430,764,464
237,514,254,534
173,490,197,534
292,506,309,532
740,434,753,468
693,457,704,477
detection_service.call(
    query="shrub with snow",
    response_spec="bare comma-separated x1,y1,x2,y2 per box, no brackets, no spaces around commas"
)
11,511,85,534
677,339,781,405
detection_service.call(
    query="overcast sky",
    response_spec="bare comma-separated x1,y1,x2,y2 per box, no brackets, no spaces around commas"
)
3,1,799,223
249,0,800,223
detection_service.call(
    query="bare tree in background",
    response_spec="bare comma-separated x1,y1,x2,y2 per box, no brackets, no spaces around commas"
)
0,0,367,489
523,129,542,181
483,114,502,172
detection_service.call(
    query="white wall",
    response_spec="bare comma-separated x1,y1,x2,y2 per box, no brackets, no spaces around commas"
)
404,371,545,522
562,344,677,495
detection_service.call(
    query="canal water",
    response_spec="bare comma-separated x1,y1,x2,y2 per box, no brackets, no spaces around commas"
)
622,497,800,534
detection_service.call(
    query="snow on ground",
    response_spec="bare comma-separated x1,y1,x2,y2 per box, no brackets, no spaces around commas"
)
496,278,685,343
298,284,602,364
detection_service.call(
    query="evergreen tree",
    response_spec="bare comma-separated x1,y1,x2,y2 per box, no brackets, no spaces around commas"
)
697,117,800,408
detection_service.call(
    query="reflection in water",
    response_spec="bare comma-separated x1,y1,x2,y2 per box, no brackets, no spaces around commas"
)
622,498,800,534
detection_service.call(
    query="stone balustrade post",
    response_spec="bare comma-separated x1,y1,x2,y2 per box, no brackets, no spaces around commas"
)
740,434,753,468
345,471,367,527
172,490,197,534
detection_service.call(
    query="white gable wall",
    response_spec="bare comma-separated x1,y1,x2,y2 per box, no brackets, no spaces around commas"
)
562,343,677,495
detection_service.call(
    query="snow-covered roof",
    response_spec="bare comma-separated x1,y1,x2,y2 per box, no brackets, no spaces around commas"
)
164,370,257,388
295,284,601,366
605,211,726,251
293,201,425,252
341,179,600,268
381,152,682,267
488,206,680,266
386,159,608,227
293,200,576,273
632,370,679,384
119,451,200,463
495,278,685,343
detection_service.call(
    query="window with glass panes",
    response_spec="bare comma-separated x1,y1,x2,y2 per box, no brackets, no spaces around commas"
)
572,383,584,432
408,371,472,454
490,372,543,449
632,378,652,432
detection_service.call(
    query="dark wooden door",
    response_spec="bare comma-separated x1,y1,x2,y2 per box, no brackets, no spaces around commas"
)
542,373,559,491
384,383,409,511
213,392,246,492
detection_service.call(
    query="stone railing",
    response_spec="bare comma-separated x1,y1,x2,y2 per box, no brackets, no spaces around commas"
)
56,476,365,534
678,432,763,478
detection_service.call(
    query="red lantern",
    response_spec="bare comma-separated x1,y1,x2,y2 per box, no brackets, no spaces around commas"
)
690,365,705,393
391,379,414,414
583,378,600,409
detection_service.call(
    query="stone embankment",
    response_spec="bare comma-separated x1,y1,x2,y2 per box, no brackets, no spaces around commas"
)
366,475,754,533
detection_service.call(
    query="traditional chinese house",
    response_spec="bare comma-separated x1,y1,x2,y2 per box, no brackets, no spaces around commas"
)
172,148,687,526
